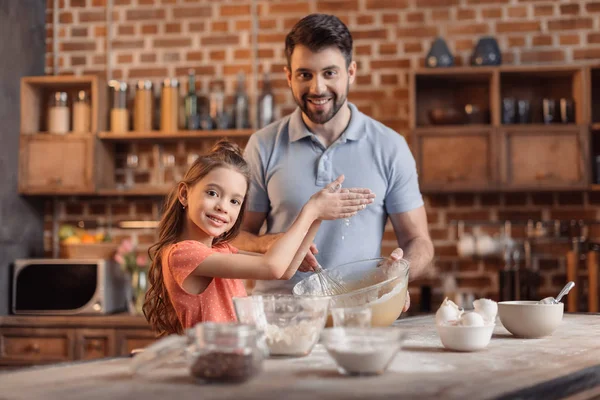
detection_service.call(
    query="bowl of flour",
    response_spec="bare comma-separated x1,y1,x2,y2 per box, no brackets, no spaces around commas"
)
233,295,330,357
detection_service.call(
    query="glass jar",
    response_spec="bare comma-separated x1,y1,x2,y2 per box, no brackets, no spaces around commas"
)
48,91,70,134
110,80,129,133
187,323,265,383
160,78,179,133
72,90,91,133
134,80,154,131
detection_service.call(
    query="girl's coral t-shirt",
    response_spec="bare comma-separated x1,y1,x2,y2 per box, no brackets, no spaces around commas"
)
162,240,247,328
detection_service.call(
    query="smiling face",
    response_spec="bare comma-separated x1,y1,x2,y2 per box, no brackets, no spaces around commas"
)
286,45,356,125
179,166,248,244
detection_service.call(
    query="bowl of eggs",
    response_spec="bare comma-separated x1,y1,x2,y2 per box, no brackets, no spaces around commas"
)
435,298,497,352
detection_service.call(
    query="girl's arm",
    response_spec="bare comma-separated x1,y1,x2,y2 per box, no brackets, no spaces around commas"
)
188,175,374,280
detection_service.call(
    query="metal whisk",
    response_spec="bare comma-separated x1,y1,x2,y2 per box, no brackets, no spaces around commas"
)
314,263,349,296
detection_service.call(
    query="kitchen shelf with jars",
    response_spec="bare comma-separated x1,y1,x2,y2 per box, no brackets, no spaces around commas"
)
18,70,275,196
410,63,590,193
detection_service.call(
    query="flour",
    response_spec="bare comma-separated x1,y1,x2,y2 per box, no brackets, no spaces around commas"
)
326,343,400,375
264,320,320,356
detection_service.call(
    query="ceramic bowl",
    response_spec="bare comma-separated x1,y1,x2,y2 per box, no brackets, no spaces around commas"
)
320,327,406,376
292,258,409,327
436,324,495,352
498,301,563,338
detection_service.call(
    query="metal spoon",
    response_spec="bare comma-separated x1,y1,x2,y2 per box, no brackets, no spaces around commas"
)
539,281,575,304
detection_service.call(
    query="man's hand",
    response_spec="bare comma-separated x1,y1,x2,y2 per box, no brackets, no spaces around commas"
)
381,248,411,312
298,243,319,272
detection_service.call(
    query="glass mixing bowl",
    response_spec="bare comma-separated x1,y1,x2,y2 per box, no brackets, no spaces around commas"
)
292,257,409,327
232,295,330,357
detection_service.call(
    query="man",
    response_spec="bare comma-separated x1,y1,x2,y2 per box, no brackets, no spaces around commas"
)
233,14,433,310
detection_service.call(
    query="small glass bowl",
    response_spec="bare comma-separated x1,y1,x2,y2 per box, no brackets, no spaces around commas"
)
320,327,406,376
233,295,330,357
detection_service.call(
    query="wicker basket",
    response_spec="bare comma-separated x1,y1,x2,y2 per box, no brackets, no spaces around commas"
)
60,243,118,260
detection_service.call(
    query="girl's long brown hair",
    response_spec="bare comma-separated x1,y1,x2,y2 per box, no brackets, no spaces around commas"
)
143,139,250,336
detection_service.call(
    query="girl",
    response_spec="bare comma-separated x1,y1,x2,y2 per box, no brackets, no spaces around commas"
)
143,140,375,336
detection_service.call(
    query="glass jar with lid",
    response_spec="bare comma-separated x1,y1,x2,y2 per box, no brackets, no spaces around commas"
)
109,80,129,133
160,78,179,133
134,80,154,132
48,91,70,134
72,90,91,133
130,322,265,384
187,322,265,383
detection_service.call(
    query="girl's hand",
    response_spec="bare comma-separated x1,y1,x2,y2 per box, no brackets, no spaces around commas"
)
307,175,375,220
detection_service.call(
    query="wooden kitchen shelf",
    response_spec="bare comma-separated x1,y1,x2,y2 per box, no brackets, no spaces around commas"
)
96,187,170,196
98,129,254,141
20,75,106,134
411,64,590,192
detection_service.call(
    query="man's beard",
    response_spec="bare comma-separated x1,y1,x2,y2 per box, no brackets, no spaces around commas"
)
293,82,349,125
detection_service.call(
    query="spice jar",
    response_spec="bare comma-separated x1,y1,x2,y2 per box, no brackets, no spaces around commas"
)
48,92,70,134
72,90,91,133
160,78,179,133
134,80,154,131
110,80,129,133
188,322,265,383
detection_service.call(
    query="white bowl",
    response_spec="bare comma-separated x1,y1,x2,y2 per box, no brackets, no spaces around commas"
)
498,301,563,338
320,327,406,375
436,324,495,352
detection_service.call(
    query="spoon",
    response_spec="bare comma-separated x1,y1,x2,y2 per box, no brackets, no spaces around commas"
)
539,281,575,304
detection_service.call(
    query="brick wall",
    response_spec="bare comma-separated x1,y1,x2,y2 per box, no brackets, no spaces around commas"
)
44,0,600,308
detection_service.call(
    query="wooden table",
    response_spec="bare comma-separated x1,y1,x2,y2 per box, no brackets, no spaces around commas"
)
0,314,599,400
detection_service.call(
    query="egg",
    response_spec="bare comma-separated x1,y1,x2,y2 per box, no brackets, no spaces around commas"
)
473,298,498,324
458,312,485,327
435,297,463,326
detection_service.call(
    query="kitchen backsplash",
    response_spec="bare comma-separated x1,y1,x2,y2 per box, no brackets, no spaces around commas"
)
45,191,600,307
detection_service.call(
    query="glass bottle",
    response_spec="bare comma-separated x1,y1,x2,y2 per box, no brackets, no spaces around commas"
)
234,72,250,129
160,78,179,133
110,81,129,133
258,72,274,128
185,69,200,130
134,80,154,132
48,92,70,134
72,90,90,133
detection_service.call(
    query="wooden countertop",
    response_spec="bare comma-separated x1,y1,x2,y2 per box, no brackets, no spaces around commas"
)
0,313,151,329
0,314,599,400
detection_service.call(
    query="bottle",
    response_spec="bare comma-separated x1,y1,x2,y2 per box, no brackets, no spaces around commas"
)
257,71,274,128
48,92,70,134
109,81,129,133
234,72,250,129
72,90,90,133
184,70,200,130
134,80,154,132
160,78,179,133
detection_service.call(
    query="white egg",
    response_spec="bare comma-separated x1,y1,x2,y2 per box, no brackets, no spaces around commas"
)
435,297,463,326
458,312,485,327
473,298,498,324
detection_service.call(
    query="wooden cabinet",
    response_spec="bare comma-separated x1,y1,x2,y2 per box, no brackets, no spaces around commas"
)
75,329,116,360
0,327,74,366
415,127,497,191
499,126,588,189
410,65,591,192
0,315,156,369
19,134,94,194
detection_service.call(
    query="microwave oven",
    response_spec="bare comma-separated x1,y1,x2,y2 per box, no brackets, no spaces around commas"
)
12,259,128,315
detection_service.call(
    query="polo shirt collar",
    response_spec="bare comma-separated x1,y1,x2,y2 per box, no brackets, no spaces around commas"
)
288,102,366,143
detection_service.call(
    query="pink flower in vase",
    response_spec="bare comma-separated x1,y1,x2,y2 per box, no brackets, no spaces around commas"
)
114,254,125,265
118,238,134,255
136,254,148,268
